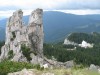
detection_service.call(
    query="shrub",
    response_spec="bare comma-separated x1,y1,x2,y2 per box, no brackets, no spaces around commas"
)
10,38,14,41
12,32,16,38
0,61,34,75
8,50,14,59
0,60,45,75
33,64,44,71
21,44,32,61
10,32,16,41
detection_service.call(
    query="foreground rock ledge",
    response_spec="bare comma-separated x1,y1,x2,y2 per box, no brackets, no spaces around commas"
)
8,68,54,75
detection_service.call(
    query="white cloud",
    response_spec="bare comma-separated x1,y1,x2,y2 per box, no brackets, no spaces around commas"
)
0,0,99,10
54,9,100,15
0,10,13,19
0,0,67,10
0,9,100,20
0,0,100,19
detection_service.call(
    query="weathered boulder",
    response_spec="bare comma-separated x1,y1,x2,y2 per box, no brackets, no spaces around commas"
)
64,60,74,68
89,64,98,71
44,57,74,69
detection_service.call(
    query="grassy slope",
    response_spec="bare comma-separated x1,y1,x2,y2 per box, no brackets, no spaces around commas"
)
8,68,100,75
0,61,99,75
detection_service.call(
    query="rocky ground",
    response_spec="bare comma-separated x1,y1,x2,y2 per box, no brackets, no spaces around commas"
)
8,68,100,75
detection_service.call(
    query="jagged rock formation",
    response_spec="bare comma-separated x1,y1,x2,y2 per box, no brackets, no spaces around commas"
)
0,8,44,64
0,8,74,69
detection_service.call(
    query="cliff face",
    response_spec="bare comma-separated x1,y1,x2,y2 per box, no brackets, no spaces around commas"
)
0,8,44,64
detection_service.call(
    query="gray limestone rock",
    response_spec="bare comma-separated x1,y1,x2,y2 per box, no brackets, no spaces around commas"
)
0,8,44,63
29,8,43,24
89,64,98,71
11,52,27,62
28,8,44,57
0,45,9,61
64,60,74,68
30,53,43,65
44,57,74,69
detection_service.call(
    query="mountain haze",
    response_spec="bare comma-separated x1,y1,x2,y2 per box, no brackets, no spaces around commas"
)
0,11,100,42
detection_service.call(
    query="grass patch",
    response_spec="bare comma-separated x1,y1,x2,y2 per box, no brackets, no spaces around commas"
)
71,68,100,75
0,61,99,75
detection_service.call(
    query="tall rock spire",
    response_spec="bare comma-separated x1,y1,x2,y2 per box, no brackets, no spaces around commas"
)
29,8,43,24
6,9,23,44
28,8,44,57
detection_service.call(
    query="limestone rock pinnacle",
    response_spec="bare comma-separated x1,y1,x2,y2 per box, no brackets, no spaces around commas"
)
0,8,44,64
28,8,44,57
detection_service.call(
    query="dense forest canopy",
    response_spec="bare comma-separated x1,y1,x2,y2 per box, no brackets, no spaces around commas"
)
67,32,100,44
44,32,100,66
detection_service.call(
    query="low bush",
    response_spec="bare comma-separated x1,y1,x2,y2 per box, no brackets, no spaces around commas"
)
8,50,14,59
0,61,34,75
0,60,44,75
12,32,16,39
21,44,32,61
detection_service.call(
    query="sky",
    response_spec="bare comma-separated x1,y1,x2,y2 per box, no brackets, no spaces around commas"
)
0,0,100,19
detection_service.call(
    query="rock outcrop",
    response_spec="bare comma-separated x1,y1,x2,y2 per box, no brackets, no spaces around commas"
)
44,57,74,69
64,39,77,45
79,40,93,48
89,64,99,71
0,8,44,64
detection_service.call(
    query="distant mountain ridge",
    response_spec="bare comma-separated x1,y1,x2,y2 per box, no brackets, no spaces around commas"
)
1,11,100,42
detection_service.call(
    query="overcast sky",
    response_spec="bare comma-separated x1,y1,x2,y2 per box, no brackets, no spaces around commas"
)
0,0,100,19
